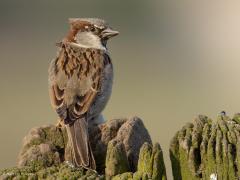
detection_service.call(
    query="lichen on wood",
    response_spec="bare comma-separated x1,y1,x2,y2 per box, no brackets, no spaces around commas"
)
105,140,130,177
106,142,167,180
0,163,102,180
170,114,240,180
17,125,67,168
1,117,164,179
0,141,167,180
137,142,167,180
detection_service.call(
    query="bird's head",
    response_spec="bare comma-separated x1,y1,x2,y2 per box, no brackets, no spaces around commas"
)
65,18,119,50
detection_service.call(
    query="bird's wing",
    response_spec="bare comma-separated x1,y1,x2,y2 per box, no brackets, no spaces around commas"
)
49,43,105,122
49,48,68,120
72,48,104,119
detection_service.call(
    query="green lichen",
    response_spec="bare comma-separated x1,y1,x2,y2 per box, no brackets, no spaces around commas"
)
169,132,181,180
105,140,130,177
43,126,67,149
136,142,167,180
170,114,240,180
137,142,152,177
112,172,133,180
0,163,101,180
18,125,67,168
3,121,167,179
151,143,167,180
22,126,67,154
1,141,167,179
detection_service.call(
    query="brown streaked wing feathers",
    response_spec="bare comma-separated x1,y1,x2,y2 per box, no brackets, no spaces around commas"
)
70,47,103,117
51,43,104,121
50,85,64,108
50,48,67,119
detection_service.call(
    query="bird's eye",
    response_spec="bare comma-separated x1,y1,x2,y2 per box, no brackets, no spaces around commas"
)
90,26,95,32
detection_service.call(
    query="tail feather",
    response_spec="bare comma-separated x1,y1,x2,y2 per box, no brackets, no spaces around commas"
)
66,118,96,169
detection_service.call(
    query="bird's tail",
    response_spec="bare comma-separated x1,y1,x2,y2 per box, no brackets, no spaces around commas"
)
66,118,96,169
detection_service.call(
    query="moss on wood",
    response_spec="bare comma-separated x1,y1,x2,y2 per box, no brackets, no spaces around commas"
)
170,114,240,180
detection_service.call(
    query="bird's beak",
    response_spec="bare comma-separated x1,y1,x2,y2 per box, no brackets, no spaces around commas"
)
102,28,119,39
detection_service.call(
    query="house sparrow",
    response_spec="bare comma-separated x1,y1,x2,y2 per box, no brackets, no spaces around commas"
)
48,18,119,169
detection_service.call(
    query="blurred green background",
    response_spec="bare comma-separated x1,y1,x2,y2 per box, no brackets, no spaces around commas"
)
1,0,240,178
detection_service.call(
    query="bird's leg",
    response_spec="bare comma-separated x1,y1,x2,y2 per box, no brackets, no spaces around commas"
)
56,119,64,128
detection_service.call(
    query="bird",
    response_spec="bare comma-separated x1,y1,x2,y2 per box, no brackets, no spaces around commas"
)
48,18,119,170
